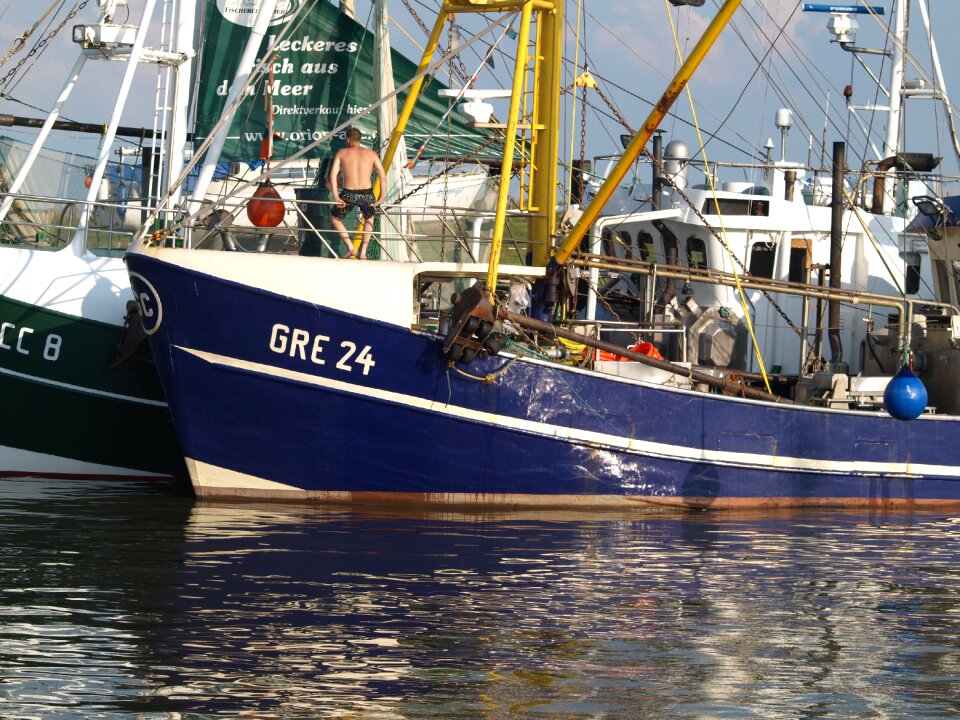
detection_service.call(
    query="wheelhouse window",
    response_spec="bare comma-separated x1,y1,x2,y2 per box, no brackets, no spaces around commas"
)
901,251,921,295
701,197,769,216
933,259,951,303
686,236,707,269
788,245,808,283
601,229,614,256
749,242,776,279
637,231,655,262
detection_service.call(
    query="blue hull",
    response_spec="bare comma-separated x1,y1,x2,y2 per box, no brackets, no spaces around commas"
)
126,252,960,509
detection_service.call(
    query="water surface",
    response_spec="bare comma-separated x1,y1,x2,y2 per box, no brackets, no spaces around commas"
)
2,478,960,718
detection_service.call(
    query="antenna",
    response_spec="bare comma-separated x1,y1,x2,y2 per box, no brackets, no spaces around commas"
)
775,108,792,162
820,90,830,171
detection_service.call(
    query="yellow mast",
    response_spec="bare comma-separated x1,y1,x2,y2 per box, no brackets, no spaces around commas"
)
529,1,563,265
485,0,534,289
528,0,562,267
379,0,740,291
552,0,743,266
474,0,560,290
379,0,560,292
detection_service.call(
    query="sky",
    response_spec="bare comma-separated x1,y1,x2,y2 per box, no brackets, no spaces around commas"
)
0,0,957,189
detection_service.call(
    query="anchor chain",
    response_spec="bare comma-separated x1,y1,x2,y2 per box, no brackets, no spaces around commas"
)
579,85,587,199
0,0,63,70
593,83,635,136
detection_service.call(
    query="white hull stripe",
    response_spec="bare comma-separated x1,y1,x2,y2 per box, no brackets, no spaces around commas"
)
0,365,167,407
179,346,960,479
186,457,299,492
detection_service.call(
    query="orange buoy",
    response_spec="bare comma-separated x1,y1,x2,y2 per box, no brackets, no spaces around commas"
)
246,183,285,228
628,341,664,361
84,175,93,188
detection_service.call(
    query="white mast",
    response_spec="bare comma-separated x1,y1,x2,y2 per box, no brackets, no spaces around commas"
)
883,0,906,160
373,0,410,260
164,0,197,207
68,0,161,256
912,0,960,160
0,55,87,224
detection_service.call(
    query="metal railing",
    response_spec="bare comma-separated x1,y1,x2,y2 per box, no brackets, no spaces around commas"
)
574,251,960,372
0,190,147,253
192,193,548,264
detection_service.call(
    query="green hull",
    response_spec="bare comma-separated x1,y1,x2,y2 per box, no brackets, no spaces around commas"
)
0,294,185,478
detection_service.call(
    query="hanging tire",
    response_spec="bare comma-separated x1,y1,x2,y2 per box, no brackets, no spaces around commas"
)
446,343,464,362
460,347,477,365
477,320,494,339
464,316,480,336
484,332,507,355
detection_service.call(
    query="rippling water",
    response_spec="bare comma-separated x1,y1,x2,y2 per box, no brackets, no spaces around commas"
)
2,479,960,718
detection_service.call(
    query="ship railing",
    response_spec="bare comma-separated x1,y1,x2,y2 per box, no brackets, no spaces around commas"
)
0,190,150,254
573,251,960,371
672,157,958,216
196,193,545,264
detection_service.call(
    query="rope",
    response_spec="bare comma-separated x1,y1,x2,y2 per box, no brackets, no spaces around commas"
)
448,355,517,383
400,0,469,85
402,16,516,172
680,1,800,170
0,0,60,70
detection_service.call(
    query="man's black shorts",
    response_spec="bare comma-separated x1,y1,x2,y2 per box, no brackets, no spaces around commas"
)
331,188,377,220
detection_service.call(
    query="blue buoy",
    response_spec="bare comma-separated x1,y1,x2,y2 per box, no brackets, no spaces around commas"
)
883,365,928,421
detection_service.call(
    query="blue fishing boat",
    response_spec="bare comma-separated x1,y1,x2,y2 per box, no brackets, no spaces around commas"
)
0,0,488,478
125,0,960,508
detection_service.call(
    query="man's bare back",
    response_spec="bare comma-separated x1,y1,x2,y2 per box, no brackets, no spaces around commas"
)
332,145,382,191
329,129,386,196
328,128,387,259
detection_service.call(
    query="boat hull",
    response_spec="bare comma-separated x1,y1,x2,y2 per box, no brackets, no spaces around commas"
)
126,250,960,509
0,248,185,480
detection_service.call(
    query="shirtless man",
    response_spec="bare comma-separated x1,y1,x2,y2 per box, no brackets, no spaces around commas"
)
328,127,387,259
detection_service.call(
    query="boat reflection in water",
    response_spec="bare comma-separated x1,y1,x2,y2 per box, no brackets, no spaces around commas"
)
5,480,959,717
0,479,191,712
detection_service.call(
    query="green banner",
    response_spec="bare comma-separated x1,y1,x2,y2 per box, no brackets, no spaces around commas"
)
194,0,496,162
